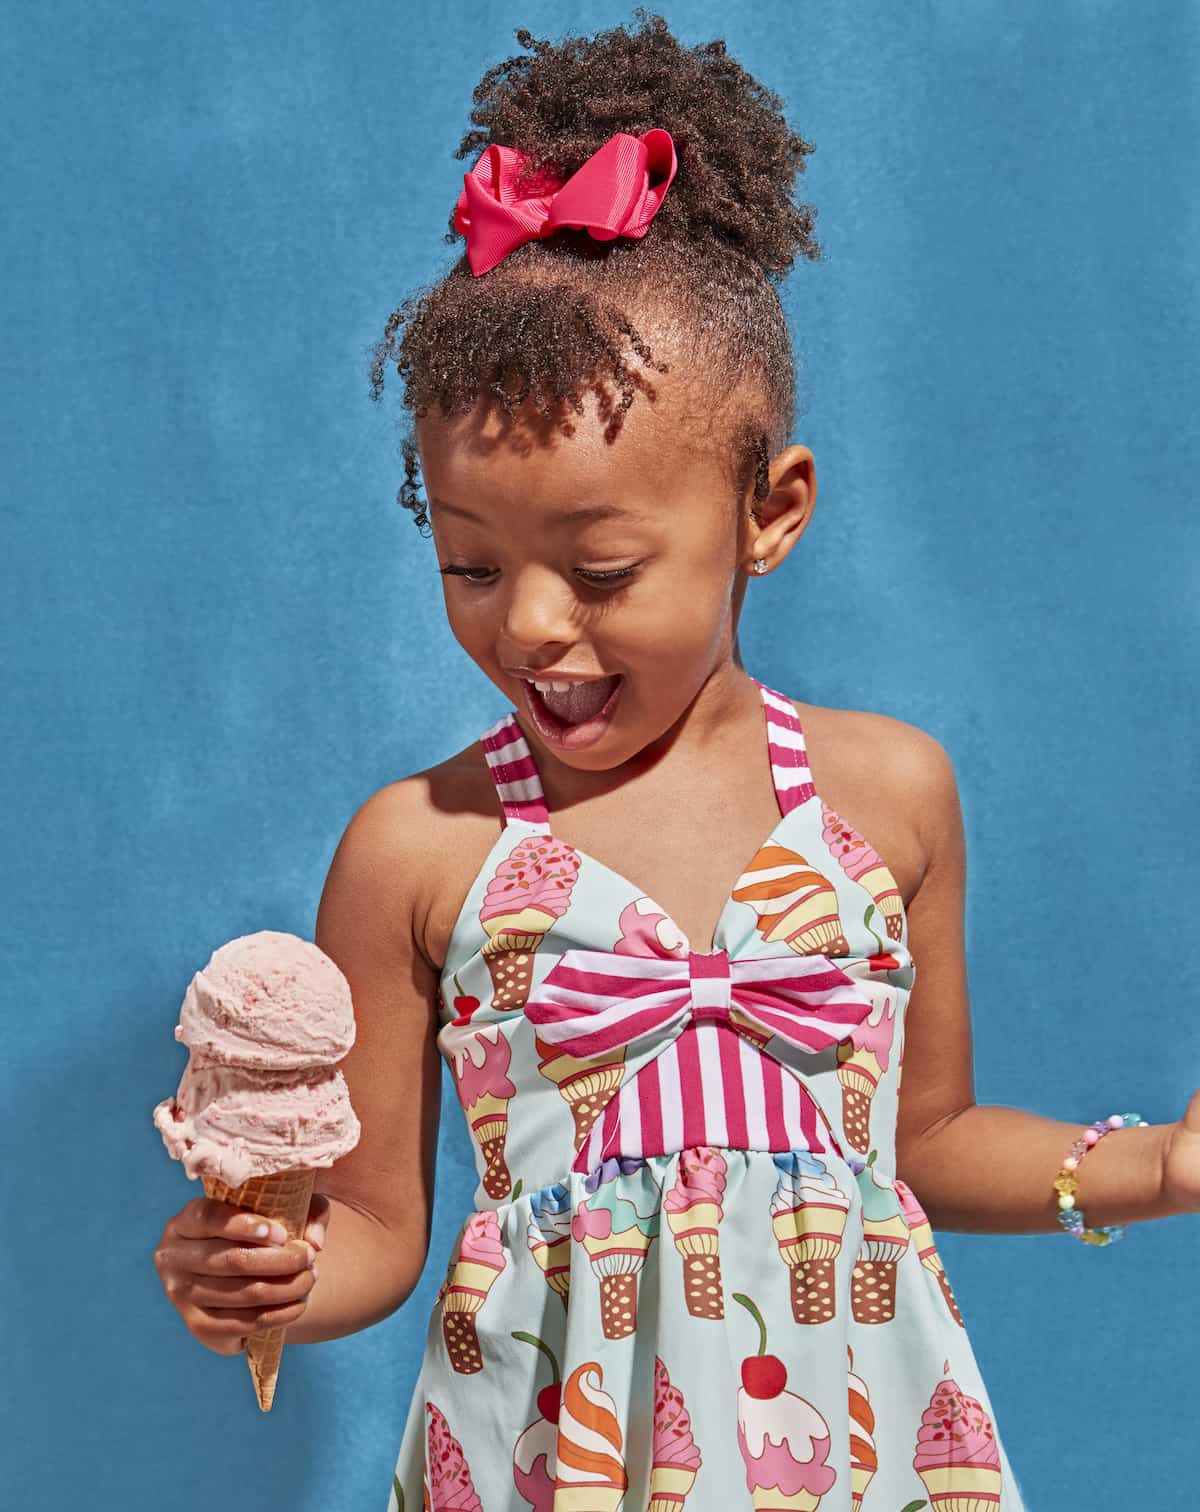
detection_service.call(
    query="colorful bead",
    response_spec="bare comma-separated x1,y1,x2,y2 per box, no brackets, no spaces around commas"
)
1053,1113,1147,1245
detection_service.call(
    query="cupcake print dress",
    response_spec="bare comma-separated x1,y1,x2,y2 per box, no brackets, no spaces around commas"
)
388,677,1029,1510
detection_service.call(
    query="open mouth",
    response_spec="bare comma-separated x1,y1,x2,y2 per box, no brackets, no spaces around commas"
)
521,674,623,749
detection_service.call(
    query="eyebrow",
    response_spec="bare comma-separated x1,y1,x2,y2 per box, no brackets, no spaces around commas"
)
428,496,651,526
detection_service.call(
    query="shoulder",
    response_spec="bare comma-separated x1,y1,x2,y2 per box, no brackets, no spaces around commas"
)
327,739,501,972
787,700,959,900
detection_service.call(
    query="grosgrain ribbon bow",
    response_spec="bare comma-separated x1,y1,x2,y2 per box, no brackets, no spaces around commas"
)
453,128,678,277
525,947,875,1063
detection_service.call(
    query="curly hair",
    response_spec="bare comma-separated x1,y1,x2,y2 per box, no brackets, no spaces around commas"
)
368,9,824,534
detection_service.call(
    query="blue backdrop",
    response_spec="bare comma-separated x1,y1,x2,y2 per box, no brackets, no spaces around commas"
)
4,3,1197,1509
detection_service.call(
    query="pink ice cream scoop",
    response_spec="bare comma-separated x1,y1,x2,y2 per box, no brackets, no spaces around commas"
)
913,1377,1000,1473
152,931,361,1186
479,835,580,924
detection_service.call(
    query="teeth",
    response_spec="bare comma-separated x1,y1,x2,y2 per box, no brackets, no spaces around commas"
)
532,679,587,693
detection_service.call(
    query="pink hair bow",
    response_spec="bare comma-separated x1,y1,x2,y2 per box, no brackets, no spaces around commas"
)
453,128,678,277
525,947,874,1062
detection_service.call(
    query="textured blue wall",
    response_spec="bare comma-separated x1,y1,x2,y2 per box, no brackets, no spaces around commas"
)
4,3,1197,1509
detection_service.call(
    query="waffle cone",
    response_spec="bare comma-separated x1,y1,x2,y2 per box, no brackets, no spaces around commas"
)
915,1460,1004,1510
648,1461,699,1509
851,1258,898,1324
479,1133,511,1200
202,1166,315,1412
552,1488,626,1512
839,1082,874,1153
930,1263,965,1327
483,943,541,1011
788,1253,838,1324
441,1309,483,1374
599,1271,640,1339
850,1460,877,1509
680,1251,724,1319
749,1486,823,1510
564,1075,623,1150
530,1234,571,1304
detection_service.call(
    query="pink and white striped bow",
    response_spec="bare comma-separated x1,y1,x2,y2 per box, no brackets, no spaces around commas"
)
525,947,874,1061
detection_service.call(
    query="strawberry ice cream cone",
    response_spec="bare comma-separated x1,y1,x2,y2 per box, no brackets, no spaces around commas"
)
552,1362,628,1510
664,1146,727,1319
202,1166,314,1411
821,802,905,943
441,1210,506,1374
851,1160,911,1325
649,1356,702,1510
731,843,850,957
534,1033,626,1151
769,1152,851,1326
733,1293,837,1511
425,1401,483,1512
913,1370,1003,1511
846,1346,878,1510
442,1021,517,1201
526,1182,573,1309
478,836,580,1009
572,1159,660,1340
895,1179,965,1327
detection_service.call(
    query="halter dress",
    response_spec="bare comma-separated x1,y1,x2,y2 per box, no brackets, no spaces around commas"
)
388,677,1028,1511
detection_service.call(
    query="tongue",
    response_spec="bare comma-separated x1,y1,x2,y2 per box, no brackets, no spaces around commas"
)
541,675,619,725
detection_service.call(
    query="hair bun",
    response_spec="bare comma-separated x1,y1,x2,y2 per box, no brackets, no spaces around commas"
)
451,10,822,278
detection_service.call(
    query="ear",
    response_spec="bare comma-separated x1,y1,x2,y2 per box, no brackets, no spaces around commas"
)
744,444,816,573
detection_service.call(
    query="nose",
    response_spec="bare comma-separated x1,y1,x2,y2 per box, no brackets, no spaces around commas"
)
499,564,578,657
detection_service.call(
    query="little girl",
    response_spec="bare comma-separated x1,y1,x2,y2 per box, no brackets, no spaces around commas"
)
154,12,1200,1509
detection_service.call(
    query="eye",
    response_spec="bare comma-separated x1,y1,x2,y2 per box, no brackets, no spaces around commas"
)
438,564,495,582
576,565,639,586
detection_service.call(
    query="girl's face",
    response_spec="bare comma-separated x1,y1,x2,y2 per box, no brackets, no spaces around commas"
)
415,377,814,779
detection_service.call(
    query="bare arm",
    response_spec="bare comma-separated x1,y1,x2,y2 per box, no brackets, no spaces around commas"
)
286,777,446,1344
893,731,1174,1234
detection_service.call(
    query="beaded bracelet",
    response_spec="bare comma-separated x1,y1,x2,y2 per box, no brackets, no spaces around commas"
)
1052,1112,1148,1245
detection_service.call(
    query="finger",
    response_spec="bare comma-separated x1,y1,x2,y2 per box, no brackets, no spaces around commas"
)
168,1233,318,1280
187,1265,318,1311
172,1195,294,1247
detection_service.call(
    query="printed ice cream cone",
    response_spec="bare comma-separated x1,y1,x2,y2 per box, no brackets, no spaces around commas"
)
664,1146,727,1319
834,979,897,1153
835,1040,885,1154
731,844,850,957
553,1362,628,1510
478,835,581,1009
821,802,905,943
846,1346,878,1510
851,1159,911,1325
733,1292,837,1511
572,1156,660,1340
425,1401,483,1512
440,1020,518,1200
649,1356,702,1511
441,1210,507,1373
895,1179,965,1328
769,1151,851,1325
534,1033,626,1151
202,1166,315,1411
912,1368,1003,1511
526,1181,573,1308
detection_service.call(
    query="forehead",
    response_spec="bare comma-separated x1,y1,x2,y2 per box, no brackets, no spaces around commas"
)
416,333,734,522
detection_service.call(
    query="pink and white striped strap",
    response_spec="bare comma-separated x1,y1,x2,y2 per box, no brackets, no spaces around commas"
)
479,677,814,826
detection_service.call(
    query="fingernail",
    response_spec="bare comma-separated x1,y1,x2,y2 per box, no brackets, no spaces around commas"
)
311,1227,326,1251
311,1260,320,1279
268,1222,288,1244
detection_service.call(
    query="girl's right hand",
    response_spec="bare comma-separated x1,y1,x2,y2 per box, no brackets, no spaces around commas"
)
153,1194,322,1355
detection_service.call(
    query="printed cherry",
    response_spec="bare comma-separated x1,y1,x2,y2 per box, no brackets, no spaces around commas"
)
450,995,480,1025
536,1383,562,1424
513,1330,563,1423
732,1292,787,1398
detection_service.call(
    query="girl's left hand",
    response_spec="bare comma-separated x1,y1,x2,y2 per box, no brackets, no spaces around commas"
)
1159,1088,1200,1214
